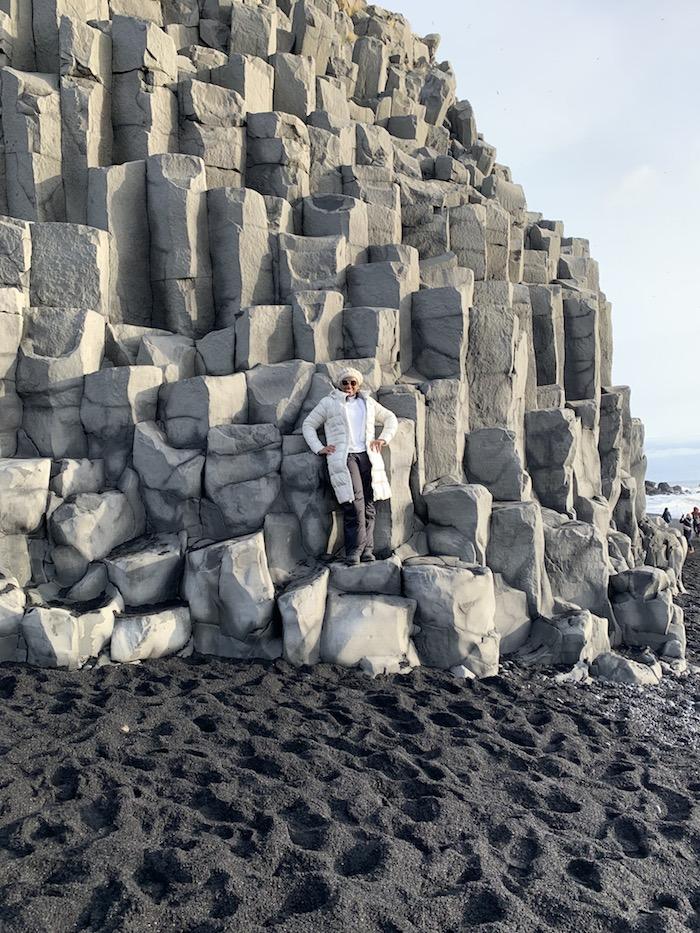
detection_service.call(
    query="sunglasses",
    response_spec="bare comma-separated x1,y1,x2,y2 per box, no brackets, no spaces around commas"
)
342,380,358,386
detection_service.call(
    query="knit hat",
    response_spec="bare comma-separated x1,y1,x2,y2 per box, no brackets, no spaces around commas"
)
336,366,364,388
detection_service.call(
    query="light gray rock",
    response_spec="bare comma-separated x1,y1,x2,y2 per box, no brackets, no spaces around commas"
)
50,458,104,499
466,428,531,502
51,488,144,562
2,69,65,221
17,307,104,459
377,384,427,518
195,326,236,376
0,217,31,290
352,36,387,100
372,418,415,555
160,373,247,449
271,52,315,120
246,360,314,433
343,306,399,365
203,423,282,538
412,283,471,381
29,223,110,317
111,606,192,662
525,407,577,515
347,248,419,372
468,304,527,448
320,592,417,667
420,378,468,484
424,478,491,565
517,607,610,667
60,75,112,225
147,153,213,337
132,421,203,534
184,532,281,659
112,14,177,82
207,186,274,326
137,333,196,383
277,234,348,300
281,434,334,557
303,194,368,265
87,162,152,325
263,512,306,586
0,569,26,662
229,1,277,58
542,509,612,622
590,652,662,687
104,532,185,608
0,457,50,535
487,500,553,618
211,53,274,113
291,290,344,363
23,597,120,669
568,398,602,499
562,292,600,401
278,567,329,666
81,366,162,479
235,305,293,370
609,567,681,655
493,574,531,655
329,554,402,596
403,558,498,675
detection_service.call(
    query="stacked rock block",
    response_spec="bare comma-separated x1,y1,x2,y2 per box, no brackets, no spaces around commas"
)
0,0,686,680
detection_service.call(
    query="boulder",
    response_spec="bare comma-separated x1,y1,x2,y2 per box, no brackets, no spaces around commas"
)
320,592,418,668
329,554,402,595
0,457,50,535
50,459,104,498
22,596,120,669
203,424,281,538
516,607,611,667
542,509,612,621
486,501,553,618
465,428,531,501
184,532,281,659
0,570,26,662
403,558,498,675
50,489,144,563
159,373,247,449
278,567,329,666
525,407,577,515
246,360,314,432
424,478,491,565
494,574,531,655
104,533,185,608
263,513,307,586
111,606,192,662
590,652,662,687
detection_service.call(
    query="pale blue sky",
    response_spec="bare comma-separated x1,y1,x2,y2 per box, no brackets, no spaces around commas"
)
399,0,700,448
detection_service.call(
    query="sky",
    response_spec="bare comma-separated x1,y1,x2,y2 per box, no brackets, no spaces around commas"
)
397,0,700,474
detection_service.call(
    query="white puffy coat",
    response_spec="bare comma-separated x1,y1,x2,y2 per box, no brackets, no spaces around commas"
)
302,389,399,504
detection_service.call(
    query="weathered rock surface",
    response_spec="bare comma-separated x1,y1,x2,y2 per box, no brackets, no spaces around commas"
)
0,0,660,679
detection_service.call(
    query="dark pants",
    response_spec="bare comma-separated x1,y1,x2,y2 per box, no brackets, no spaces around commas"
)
342,452,376,559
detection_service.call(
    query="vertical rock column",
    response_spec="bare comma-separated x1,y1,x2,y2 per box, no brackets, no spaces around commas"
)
147,153,214,338
59,16,112,223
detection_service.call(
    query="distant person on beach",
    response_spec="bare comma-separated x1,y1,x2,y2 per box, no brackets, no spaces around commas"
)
662,507,672,524
303,367,398,566
693,507,700,538
680,513,694,552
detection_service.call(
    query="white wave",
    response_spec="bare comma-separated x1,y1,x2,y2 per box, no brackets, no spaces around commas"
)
647,491,700,518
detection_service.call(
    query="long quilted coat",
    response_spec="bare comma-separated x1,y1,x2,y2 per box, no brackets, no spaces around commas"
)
302,389,399,505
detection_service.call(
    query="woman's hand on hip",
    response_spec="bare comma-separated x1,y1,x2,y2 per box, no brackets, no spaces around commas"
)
370,439,386,452
319,445,336,455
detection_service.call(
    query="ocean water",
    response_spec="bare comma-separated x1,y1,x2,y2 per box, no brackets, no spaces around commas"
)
647,482,700,518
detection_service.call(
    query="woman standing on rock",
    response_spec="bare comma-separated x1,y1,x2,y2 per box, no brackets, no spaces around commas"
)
302,368,398,566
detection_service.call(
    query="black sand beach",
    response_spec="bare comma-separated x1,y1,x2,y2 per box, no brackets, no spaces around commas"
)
1,567,699,933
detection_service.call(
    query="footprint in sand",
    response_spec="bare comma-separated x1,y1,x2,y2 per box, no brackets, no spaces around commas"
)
612,815,651,858
336,838,386,878
567,857,603,892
